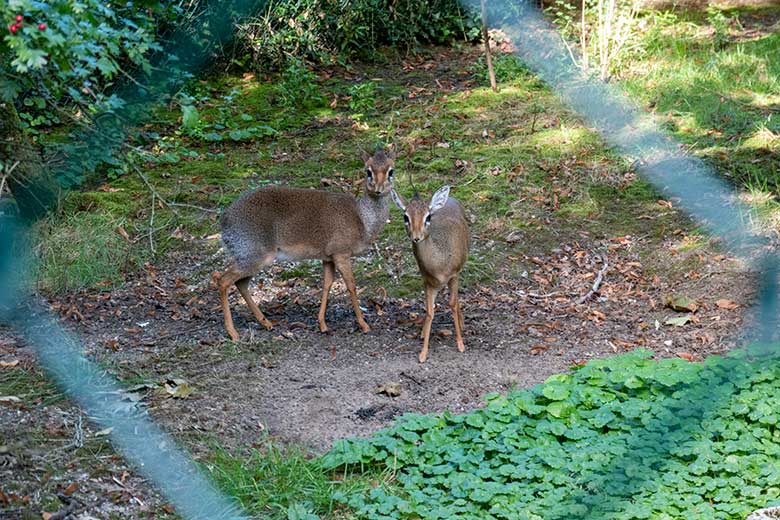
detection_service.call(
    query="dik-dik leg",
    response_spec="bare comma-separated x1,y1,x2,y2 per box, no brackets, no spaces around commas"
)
219,257,273,341
333,255,371,333
318,260,336,333
448,276,464,353
420,284,440,363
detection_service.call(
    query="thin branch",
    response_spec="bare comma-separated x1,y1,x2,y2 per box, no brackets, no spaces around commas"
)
0,161,20,200
149,191,156,255
481,0,498,92
576,257,609,304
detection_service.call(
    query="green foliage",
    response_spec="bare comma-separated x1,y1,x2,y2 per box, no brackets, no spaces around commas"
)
471,53,531,85
322,349,780,519
348,81,377,116
274,58,325,109
705,5,731,50
237,0,479,69
1,0,163,128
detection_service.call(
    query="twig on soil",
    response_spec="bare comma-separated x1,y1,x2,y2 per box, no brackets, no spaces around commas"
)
149,191,156,254
525,290,565,299
400,371,422,386
49,493,85,520
576,257,608,305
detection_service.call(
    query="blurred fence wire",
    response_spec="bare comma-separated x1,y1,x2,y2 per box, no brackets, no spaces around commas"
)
1,0,778,519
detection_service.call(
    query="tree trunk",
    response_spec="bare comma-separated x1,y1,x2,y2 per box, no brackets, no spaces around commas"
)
0,101,60,221
481,0,498,93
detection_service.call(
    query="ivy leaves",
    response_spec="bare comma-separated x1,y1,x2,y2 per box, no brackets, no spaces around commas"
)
323,350,780,519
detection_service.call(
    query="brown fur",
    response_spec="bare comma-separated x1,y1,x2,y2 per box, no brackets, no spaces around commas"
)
392,186,470,362
219,147,396,340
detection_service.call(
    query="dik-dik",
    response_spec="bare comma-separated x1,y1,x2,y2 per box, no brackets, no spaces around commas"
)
218,148,396,341
391,186,470,363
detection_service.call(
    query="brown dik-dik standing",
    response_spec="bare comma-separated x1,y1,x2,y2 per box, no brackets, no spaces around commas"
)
391,185,470,363
218,148,396,341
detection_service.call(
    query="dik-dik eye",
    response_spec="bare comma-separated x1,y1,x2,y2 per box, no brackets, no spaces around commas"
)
424,214,432,225
387,168,394,179
365,168,373,178
403,214,410,225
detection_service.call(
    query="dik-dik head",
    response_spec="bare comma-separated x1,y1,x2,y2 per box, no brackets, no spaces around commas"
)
361,146,396,197
391,185,450,243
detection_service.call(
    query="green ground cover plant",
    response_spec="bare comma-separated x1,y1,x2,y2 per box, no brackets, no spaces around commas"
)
319,349,780,519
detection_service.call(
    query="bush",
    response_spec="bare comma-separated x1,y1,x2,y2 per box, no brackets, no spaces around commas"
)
237,0,480,70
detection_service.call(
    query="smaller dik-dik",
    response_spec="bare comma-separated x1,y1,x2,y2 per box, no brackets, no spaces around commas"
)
391,186,470,363
218,148,396,340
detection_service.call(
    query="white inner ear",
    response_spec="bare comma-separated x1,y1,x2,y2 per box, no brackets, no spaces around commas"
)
429,185,450,213
390,190,406,211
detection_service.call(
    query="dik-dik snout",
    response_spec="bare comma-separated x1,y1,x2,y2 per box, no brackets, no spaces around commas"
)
399,195,436,243
362,147,396,196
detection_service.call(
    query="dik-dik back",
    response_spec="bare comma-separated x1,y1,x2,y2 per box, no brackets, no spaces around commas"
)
221,187,368,266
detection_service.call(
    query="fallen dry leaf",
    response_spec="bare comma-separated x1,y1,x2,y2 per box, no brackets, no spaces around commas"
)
163,379,193,399
676,352,694,362
0,360,19,368
374,382,402,397
715,299,739,310
665,295,699,313
665,315,692,327
63,482,78,496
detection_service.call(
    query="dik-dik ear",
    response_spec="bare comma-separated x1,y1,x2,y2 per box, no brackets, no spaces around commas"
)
428,185,450,214
386,143,397,160
390,189,407,211
360,147,371,163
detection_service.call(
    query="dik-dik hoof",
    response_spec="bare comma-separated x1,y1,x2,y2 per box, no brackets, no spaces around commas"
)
318,321,330,334
261,319,274,331
227,329,240,342
418,351,428,363
457,341,465,353
359,322,371,333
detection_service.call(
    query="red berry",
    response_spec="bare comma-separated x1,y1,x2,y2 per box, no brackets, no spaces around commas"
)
9,24,17,34
38,23,46,30
15,15,23,22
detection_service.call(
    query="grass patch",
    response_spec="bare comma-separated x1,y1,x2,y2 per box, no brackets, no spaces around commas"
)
206,441,387,520
623,7,780,193
0,365,62,407
34,210,146,293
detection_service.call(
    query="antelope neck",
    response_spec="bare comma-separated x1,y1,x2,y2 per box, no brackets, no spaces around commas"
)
357,191,390,243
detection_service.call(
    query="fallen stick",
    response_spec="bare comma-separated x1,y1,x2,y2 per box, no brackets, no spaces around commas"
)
576,258,608,305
